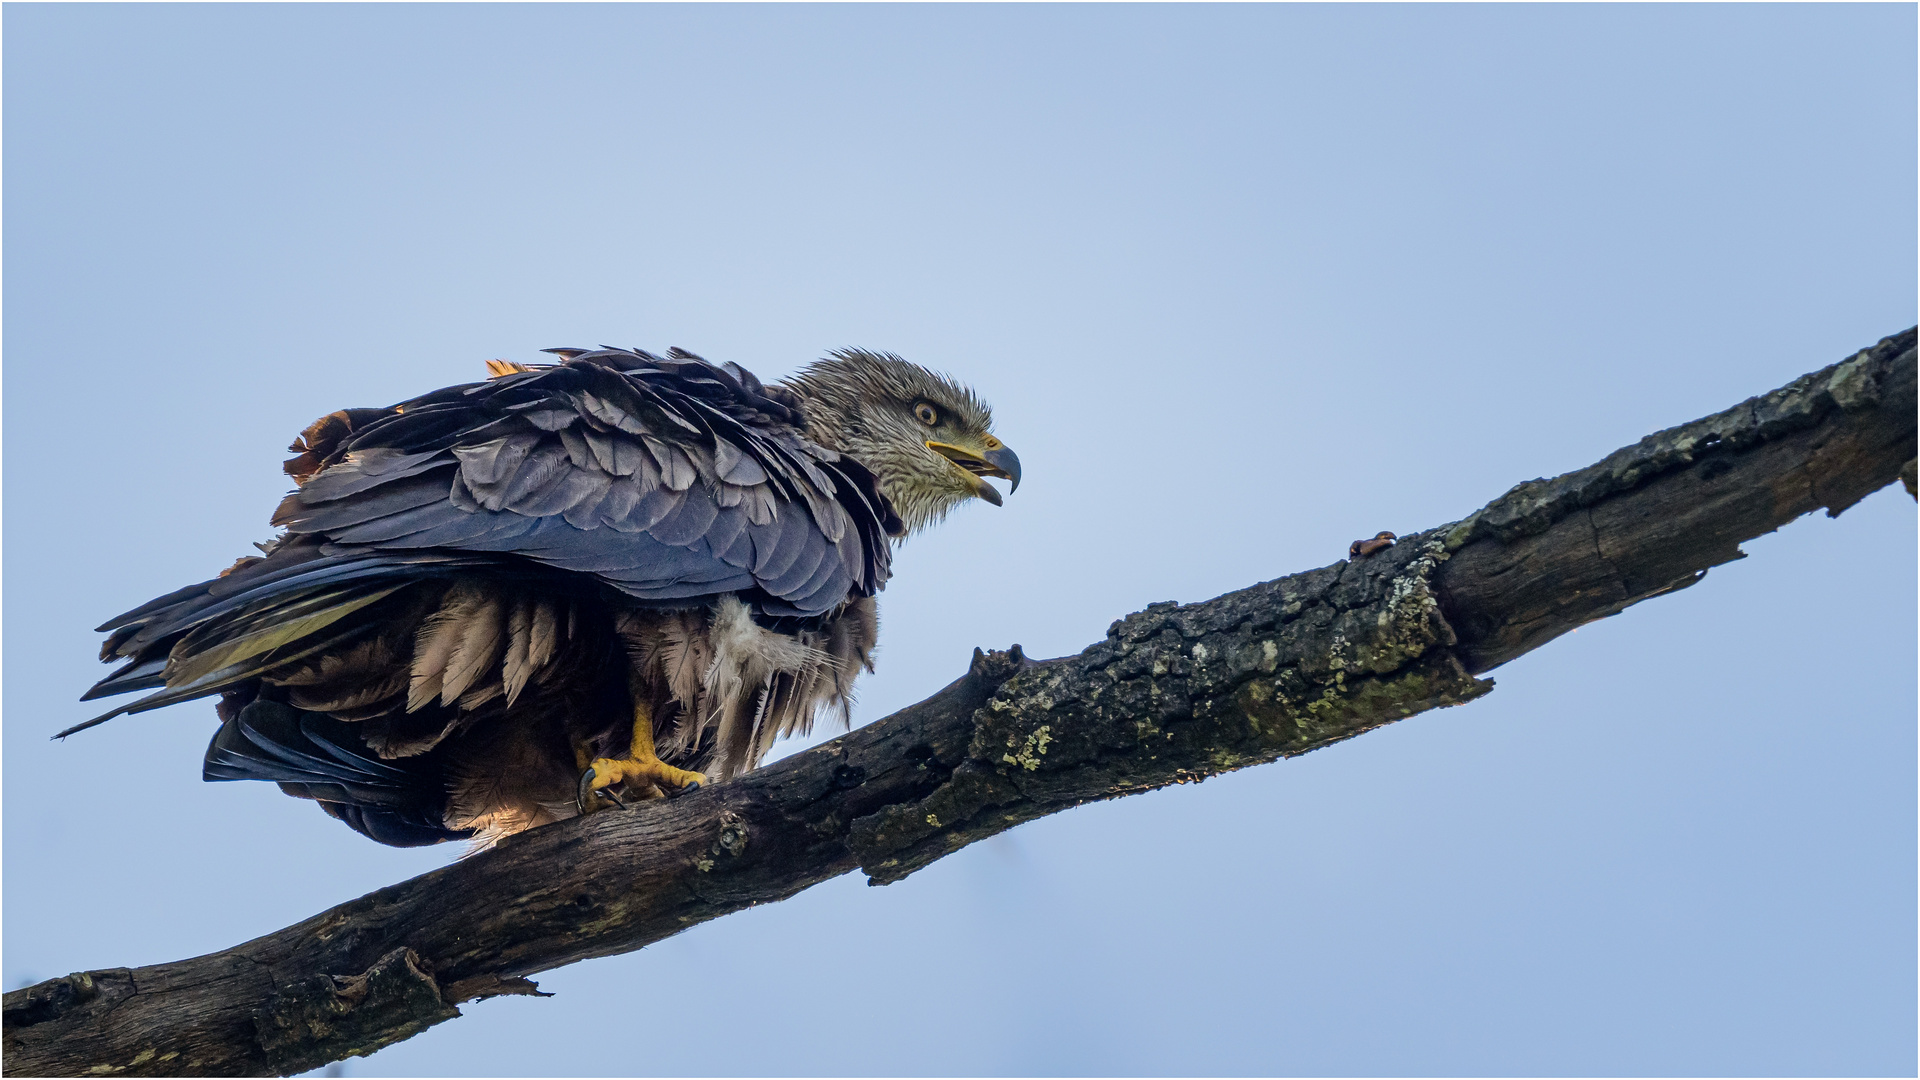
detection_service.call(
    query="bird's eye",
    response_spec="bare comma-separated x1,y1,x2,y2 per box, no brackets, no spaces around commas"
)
914,403,939,426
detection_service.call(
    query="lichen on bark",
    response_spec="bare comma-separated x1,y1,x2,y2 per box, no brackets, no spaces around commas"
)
848,531,1493,884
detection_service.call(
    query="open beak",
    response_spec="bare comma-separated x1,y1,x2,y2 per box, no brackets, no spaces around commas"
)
927,440,1021,506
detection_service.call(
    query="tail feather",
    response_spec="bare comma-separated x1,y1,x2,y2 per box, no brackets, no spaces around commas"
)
59,604,398,739
75,542,511,735
205,700,469,848
94,577,222,634
168,584,406,688
79,656,167,701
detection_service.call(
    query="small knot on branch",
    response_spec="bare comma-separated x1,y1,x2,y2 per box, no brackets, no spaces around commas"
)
253,947,458,1076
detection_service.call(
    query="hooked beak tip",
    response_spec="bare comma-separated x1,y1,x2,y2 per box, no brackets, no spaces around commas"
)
983,445,1021,496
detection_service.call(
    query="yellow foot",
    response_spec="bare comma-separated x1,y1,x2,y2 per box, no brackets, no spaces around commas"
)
576,755,706,815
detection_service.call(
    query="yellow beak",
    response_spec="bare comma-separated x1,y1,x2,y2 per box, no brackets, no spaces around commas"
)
927,439,1022,506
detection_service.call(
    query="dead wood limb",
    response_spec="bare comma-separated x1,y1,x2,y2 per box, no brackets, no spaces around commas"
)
6,329,1913,1078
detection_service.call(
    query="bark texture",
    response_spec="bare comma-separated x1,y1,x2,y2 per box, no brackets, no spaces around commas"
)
7,329,1914,1078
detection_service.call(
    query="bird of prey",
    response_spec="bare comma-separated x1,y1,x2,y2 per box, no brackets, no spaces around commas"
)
69,347,1019,847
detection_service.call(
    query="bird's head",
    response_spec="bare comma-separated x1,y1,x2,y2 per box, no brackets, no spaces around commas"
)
779,349,1020,537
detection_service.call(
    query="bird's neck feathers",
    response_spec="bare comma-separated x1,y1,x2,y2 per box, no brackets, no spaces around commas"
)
792,407,963,540
778,351,992,540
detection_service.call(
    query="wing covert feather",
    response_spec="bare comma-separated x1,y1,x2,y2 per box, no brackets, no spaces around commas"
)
270,350,892,616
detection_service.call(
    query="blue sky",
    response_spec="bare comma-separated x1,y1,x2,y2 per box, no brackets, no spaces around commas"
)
5,4,1914,1075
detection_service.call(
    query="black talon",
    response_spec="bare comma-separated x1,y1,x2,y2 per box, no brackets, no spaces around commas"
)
577,766,624,815
667,779,701,799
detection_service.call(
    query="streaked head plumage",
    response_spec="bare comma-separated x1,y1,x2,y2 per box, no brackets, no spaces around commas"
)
779,349,1020,536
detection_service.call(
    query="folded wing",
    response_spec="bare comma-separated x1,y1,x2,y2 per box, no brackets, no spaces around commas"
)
73,348,899,736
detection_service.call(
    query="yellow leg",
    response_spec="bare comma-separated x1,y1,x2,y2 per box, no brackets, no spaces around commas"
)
577,702,706,814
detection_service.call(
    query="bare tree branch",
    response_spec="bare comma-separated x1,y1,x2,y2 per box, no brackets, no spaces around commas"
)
7,329,1913,1078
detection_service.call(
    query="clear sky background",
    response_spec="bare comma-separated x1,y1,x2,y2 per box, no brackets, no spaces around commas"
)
4,4,1914,1076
